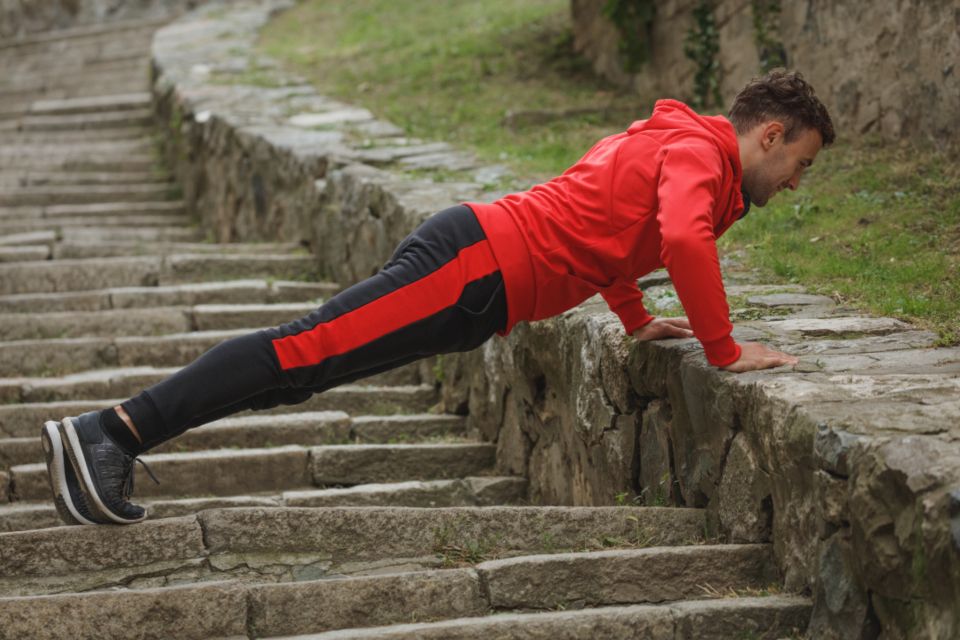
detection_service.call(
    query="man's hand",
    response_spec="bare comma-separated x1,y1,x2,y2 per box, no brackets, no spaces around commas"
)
722,341,798,372
632,317,695,341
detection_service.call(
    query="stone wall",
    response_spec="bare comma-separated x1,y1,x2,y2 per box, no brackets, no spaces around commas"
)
571,0,960,145
152,2,960,638
0,0,203,38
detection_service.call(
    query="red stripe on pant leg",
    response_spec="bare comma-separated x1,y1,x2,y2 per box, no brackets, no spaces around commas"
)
271,240,500,370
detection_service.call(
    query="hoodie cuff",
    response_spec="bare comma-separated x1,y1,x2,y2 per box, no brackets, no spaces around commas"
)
702,336,741,368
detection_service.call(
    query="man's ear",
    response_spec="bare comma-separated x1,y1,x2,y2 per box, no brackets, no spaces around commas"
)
760,121,785,151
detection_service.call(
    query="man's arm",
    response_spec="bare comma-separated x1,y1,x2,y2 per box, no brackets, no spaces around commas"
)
655,143,796,371
655,142,740,367
599,279,654,334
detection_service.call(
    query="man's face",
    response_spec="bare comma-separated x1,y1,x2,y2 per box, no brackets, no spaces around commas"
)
744,123,823,207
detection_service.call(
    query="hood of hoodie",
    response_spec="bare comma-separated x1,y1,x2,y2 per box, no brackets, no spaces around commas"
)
627,99,745,222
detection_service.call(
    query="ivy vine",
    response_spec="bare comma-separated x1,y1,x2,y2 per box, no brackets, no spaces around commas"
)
683,0,723,109
751,0,786,72
603,0,657,72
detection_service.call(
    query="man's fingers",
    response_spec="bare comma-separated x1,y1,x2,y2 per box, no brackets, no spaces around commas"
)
665,325,694,338
663,317,692,329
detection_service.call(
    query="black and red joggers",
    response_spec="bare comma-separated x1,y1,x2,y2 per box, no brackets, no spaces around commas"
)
120,204,507,451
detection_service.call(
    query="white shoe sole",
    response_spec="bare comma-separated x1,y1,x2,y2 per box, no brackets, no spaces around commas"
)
41,421,98,526
60,416,145,525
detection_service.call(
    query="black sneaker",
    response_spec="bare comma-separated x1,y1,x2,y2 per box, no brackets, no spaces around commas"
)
40,421,105,526
58,410,158,525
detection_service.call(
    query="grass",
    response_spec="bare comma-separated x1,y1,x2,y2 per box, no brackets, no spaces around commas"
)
259,0,960,344
258,0,652,184
720,139,960,344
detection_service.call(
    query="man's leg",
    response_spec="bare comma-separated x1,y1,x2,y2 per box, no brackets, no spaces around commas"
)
47,204,507,524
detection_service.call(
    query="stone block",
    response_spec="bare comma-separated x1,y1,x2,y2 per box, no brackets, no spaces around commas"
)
198,506,707,558
114,329,246,368
638,400,676,507
248,569,484,637
190,302,316,331
138,446,312,497
350,414,467,443
0,337,115,377
310,443,496,484
285,604,675,639
157,411,352,452
479,544,776,609
0,257,160,295
670,596,811,639
0,581,249,640
0,515,204,580
716,432,772,543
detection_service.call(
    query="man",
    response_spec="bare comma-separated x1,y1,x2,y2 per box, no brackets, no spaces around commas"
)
41,69,834,525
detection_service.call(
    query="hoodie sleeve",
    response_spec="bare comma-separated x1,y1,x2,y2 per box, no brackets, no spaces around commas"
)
655,142,741,367
600,278,654,334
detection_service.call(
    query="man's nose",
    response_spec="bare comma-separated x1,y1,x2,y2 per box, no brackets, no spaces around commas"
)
787,173,801,190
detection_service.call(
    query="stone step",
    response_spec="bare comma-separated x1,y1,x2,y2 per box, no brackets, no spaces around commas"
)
0,301,320,340
0,230,55,246
0,253,317,295
0,412,468,467
0,200,184,220
0,77,151,108
0,62,145,85
0,139,153,161
0,245,48,262
0,183,176,206
0,18,165,51
52,240,306,259
28,92,151,115
59,226,204,243
0,384,437,430
0,126,153,145
0,278,338,313
0,358,432,402
10,442,497,501
0,505,708,596
1,63,148,87
269,597,810,640
0,239,305,262
0,477,527,533
0,154,156,173
0,215,195,236
0,170,168,187
0,548,792,639
17,108,154,131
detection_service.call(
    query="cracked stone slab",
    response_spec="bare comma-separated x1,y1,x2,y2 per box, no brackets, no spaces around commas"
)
310,443,496,484
0,515,204,582
747,293,837,307
764,316,913,337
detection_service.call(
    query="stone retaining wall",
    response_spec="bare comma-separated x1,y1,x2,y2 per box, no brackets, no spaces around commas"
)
0,0,201,39
571,0,960,146
151,2,960,638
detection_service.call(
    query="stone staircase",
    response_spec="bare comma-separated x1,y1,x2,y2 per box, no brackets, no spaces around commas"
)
0,13,809,640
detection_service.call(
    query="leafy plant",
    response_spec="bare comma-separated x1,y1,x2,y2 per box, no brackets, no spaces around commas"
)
751,0,786,72
603,0,657,72
683,0,723,109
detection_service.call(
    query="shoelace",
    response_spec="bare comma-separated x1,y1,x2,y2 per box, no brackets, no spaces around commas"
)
121,456,160,499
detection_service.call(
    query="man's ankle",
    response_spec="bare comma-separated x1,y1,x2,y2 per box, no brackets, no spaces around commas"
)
99,406,143,455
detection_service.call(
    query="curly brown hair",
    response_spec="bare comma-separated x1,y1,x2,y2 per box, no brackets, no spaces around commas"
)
728,69,835,146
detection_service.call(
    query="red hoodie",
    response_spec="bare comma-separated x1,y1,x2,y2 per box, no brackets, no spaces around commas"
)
464,99,746,367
